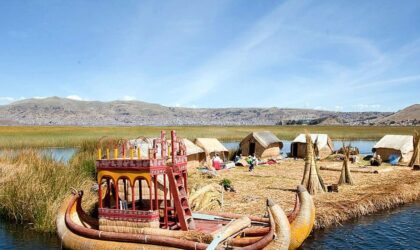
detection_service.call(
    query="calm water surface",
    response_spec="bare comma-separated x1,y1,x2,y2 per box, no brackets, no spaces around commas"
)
0,219,60,250
0,148,76,162
301,202,420,250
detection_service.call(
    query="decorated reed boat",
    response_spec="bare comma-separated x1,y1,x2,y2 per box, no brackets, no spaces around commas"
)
57,130,315,250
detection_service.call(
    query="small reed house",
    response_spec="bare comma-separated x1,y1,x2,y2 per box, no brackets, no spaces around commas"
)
182,138,206,168
195,138,229,165
372,135,414,163
290,133,334,159
240,131,283,159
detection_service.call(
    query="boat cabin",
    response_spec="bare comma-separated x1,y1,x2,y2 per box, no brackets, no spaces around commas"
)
96,131,195,232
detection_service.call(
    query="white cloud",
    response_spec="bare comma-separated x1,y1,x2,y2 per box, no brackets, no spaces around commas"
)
66,95,84,101
122,96,136,101
353,104,381,111
33,96,47,99
0,97,15,105
313,106,327,110
334,106,344,111
0,97,15,101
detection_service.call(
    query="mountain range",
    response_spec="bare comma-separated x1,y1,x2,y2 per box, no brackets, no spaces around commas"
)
0,97,418,126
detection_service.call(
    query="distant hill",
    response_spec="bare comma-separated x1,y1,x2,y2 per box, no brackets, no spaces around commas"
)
0,97,414,126
377,104,420,125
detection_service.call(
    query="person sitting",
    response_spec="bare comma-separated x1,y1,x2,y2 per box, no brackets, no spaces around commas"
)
234,154,240,163
234,153,243,163
370,154,382,166
212,153,222,170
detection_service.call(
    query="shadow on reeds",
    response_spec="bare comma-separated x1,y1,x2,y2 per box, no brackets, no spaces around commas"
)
266,187,297,192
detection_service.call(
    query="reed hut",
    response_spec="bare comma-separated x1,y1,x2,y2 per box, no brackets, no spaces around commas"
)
372,135,414,163
182,138,206,169
291,134,334,159
127,137,156,159
239,131,283,159
195,138,229,166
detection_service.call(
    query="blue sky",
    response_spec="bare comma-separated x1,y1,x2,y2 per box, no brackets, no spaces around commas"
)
0,0,419,111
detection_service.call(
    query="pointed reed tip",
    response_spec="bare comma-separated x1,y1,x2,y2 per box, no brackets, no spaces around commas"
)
266,199,275,207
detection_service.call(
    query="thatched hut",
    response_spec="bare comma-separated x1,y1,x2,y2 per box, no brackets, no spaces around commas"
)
182,138,206,169
127,137,168,159
372,135,413,163
239,131,283,159
195,138,229,166
291,134,334,159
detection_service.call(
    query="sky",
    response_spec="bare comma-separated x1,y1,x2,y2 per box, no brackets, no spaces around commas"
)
0,0,419,111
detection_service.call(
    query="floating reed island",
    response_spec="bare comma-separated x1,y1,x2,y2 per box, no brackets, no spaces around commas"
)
189,162,420,230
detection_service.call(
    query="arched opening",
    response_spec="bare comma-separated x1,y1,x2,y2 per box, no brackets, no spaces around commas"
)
117,177,133,210
99,176,118,209
132,177,154,211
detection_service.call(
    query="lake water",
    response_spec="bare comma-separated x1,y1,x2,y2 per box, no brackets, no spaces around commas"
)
301,202,420,250
0,148,77,162
0,202,418,249
0,219,61,250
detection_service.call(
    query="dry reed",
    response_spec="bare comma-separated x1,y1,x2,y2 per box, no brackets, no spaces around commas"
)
302,133,326,195
409,130,419,169
338,146,354,185
0,150,96,232
187,159,420,249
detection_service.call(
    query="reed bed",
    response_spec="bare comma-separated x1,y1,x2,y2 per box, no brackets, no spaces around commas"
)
188,160,420,230
0,125,417,148
0,150,96,232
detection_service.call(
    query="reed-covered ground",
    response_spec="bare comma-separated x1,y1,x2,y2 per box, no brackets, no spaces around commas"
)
0,125,417,148
188,160,420,230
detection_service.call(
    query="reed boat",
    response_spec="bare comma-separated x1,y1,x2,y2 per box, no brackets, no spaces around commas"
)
57,130,315,249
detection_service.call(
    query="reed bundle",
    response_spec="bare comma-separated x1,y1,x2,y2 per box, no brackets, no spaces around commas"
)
301,133,326,195
409,130,419,170
189,184,222,211
338,146,354,185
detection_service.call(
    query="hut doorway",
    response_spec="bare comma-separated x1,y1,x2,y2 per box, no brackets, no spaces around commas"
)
291,143,298,157
249,142,256,155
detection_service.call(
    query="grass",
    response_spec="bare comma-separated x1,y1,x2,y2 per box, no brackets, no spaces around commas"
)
0,125,418,149
0,148,97,233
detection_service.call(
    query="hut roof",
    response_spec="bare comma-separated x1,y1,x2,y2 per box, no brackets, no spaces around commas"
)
373,135,413,153
182,138,204,155
243,131,282,148
292,133,333,150
195,138,228,154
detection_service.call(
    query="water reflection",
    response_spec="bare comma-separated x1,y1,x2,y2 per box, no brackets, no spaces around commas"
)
301,202,420,250
0,219,60,250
